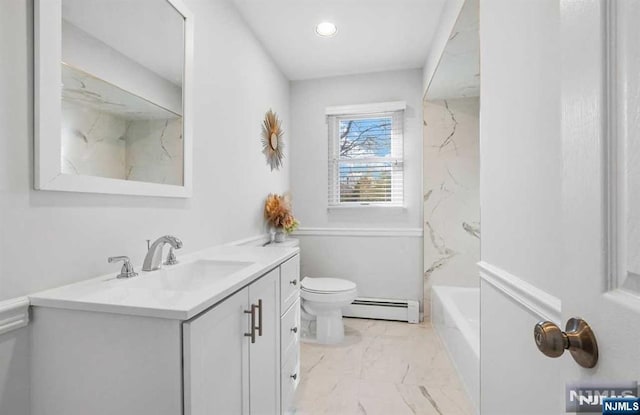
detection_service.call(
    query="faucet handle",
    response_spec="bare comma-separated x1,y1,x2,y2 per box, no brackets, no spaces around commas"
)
108,256,138,279
164,247,179,266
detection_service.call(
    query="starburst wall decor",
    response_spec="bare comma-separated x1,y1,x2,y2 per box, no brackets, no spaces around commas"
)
261,109,285,171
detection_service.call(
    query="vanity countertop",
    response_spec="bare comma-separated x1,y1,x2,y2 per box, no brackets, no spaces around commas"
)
29,245,299,320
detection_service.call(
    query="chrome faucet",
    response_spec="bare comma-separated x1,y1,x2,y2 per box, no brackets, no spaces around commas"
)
143,235,183,271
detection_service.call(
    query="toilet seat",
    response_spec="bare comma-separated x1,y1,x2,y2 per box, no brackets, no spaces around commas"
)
301,277,356,293
300,277,357,304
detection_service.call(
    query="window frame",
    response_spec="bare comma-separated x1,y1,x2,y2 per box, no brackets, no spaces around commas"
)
326,102,405,208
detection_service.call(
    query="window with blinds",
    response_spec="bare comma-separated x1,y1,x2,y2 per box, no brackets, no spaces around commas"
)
327,102,404,207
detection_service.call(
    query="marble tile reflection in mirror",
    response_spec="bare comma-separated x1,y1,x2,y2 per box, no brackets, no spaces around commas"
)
60,0,185,186
61,64,183,185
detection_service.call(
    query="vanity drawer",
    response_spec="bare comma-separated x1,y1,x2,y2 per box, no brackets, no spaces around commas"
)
281,348,300,415
280,254,300,313
280,298,300,360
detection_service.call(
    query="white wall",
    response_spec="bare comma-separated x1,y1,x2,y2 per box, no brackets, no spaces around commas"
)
0,0,290,412
480,0,564,413
290,69,424,309
423,98,480,317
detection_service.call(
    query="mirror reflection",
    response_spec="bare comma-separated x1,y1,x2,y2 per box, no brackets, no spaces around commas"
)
60,0,185,186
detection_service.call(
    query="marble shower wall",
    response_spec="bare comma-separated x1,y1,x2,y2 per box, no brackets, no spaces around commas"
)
423,97,480,318
61,101,183,185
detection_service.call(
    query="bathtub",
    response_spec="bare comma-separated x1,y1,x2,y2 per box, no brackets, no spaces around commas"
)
431,286,479,412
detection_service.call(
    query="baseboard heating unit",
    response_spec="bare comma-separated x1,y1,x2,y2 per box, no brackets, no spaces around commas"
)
342,297,419,323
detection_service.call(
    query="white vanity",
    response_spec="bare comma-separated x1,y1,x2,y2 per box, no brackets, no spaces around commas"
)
29,245,300,415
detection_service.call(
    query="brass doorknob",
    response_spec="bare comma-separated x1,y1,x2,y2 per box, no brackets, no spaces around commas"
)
533,318,598,368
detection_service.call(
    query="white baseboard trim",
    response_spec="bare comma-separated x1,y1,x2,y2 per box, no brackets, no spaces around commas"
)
293,227,423,238
478,261,562,324
225,233,271,247
0,297,30,336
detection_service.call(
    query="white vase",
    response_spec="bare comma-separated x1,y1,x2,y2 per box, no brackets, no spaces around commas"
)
274,229,287,243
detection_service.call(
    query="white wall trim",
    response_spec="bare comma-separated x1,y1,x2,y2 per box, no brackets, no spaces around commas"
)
293,227,423,238
0,297,30,336
478,261,562,324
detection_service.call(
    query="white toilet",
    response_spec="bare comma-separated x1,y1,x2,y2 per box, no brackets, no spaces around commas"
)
300,277,357,344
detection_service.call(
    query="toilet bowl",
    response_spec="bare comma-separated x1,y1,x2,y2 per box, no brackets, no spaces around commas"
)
300,277,357,344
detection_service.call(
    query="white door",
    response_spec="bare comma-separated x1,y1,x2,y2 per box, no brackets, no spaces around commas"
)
558,0,640,409
183,287,250,415
480,0,640,414
249,268,281,415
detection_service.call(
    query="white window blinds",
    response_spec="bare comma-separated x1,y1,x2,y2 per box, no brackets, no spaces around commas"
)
327,102,405,207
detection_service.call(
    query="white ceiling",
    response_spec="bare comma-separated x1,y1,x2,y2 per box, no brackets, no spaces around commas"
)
231,0,448,81
425,0,479,100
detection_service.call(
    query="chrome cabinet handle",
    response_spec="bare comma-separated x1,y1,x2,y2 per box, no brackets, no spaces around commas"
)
256,299,263,337
290,373,297,380
291,326,298,334
244,305,257,343
534,317,598,368
290,279,297,286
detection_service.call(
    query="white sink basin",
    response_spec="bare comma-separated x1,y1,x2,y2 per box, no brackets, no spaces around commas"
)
123,260,255,292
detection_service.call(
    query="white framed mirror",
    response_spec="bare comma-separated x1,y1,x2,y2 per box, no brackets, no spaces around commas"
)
35,0,193,197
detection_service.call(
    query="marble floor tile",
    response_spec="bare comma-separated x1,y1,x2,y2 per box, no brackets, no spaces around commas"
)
295,373,361,415
293,318,474,415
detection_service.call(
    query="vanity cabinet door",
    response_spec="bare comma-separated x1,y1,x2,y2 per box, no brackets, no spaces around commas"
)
248,268,281,415
183,287,250,415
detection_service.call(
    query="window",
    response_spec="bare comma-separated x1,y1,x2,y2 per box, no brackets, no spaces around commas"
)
327,102,405,207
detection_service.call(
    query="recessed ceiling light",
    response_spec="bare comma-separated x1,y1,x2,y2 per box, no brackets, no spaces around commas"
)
315,22,337,37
